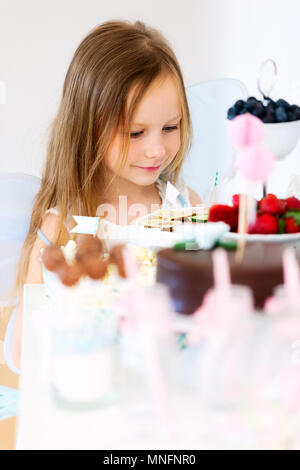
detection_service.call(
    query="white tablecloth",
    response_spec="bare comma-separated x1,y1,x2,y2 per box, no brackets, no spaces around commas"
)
16,284,300,450
16,284,219,450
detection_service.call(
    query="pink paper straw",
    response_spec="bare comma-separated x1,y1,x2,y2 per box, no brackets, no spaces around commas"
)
189,249,232,345
283,248,300,310
119,285,175,436
212,248,232,301
122,245,140,280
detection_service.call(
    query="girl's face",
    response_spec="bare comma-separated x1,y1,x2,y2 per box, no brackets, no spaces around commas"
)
104,74,182,187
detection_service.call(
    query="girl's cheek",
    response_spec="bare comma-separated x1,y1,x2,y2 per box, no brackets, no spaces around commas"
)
170,133,181,153
126,142,141,164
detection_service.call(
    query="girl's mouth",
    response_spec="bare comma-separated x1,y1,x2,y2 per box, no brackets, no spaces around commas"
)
135,164,161,172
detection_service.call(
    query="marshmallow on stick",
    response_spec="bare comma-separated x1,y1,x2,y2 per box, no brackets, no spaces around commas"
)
228,114,275,263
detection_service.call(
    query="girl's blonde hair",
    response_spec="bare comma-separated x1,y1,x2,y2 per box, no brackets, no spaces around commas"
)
11,19,192,305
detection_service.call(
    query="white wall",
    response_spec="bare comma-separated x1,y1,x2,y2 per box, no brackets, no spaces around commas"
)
1,0,300,195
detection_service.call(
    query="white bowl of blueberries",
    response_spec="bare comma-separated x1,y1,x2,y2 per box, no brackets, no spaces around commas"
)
227,97,300,160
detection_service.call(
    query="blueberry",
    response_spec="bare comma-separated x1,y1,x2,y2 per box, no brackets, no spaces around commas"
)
227,106,237,120
275,106,288,122
252,101,265,118
237,105,247,115
262,108,274,123
287,111,297,121
276,99,290,109
295,107,300,120
266,100,275,109
245,102,253,112
235,99,245,112
247,96,257,103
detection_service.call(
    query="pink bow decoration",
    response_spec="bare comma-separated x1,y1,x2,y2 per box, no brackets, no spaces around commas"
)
237,146,275,183
228,113,264,149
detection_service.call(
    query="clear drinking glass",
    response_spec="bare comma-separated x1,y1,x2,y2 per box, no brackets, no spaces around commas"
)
116,283,179,441
49,299,118,410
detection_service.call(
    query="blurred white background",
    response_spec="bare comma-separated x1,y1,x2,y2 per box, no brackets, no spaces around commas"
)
1,0,300,195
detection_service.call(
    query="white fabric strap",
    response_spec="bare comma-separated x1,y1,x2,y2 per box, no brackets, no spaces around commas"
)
4,307,21,375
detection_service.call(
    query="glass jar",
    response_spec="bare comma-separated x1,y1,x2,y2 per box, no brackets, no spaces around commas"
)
49,298,118,410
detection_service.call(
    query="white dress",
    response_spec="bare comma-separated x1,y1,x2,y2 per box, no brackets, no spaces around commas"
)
4,176,191,374
45,176,190,223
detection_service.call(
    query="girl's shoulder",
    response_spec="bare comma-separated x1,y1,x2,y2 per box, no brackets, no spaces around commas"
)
45,207,60,217
44,206,74,234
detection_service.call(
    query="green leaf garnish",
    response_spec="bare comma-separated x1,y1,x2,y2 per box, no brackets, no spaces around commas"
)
283,210,300,225
216,239,238,250
278,218,286,234
174,240,199,251
191,215,208,223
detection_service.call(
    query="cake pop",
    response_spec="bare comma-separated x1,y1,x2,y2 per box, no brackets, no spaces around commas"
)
41,244,66,272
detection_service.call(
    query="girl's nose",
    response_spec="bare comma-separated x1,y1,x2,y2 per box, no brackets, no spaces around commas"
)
144,134,166,159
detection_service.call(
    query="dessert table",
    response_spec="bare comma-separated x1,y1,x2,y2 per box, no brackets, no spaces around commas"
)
16,284,300,450
16,284,217,450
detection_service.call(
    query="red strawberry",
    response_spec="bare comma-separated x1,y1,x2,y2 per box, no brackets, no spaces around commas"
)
285,196,300,211
208,204,238,231
281,199,288,211
249,214,279,234
259,194,286,216
284,217,300,233
232,194,240,208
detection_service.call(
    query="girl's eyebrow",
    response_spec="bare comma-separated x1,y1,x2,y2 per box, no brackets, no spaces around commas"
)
133,114,182,126
165,114,182,123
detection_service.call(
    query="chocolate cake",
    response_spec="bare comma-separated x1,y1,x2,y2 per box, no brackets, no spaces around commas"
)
156,243,300,314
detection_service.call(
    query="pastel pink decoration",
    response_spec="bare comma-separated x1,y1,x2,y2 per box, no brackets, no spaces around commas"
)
237,145,275,183
117,285,172,335
283,248,300,309
212,248,231,296
265,248,300,315
116,284,174,435
187,292,217,344
264,296,283,315
228,113,265,149
188,249,233,345
122,245,139,280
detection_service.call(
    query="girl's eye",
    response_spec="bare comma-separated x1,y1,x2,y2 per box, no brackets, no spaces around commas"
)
163,125,178,132
130,131,143,139
130,125,179,139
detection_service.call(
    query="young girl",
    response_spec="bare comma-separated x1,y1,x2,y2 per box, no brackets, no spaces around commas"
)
5,20,201,373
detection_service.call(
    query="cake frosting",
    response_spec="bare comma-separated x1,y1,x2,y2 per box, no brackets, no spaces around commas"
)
156,243,300,314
